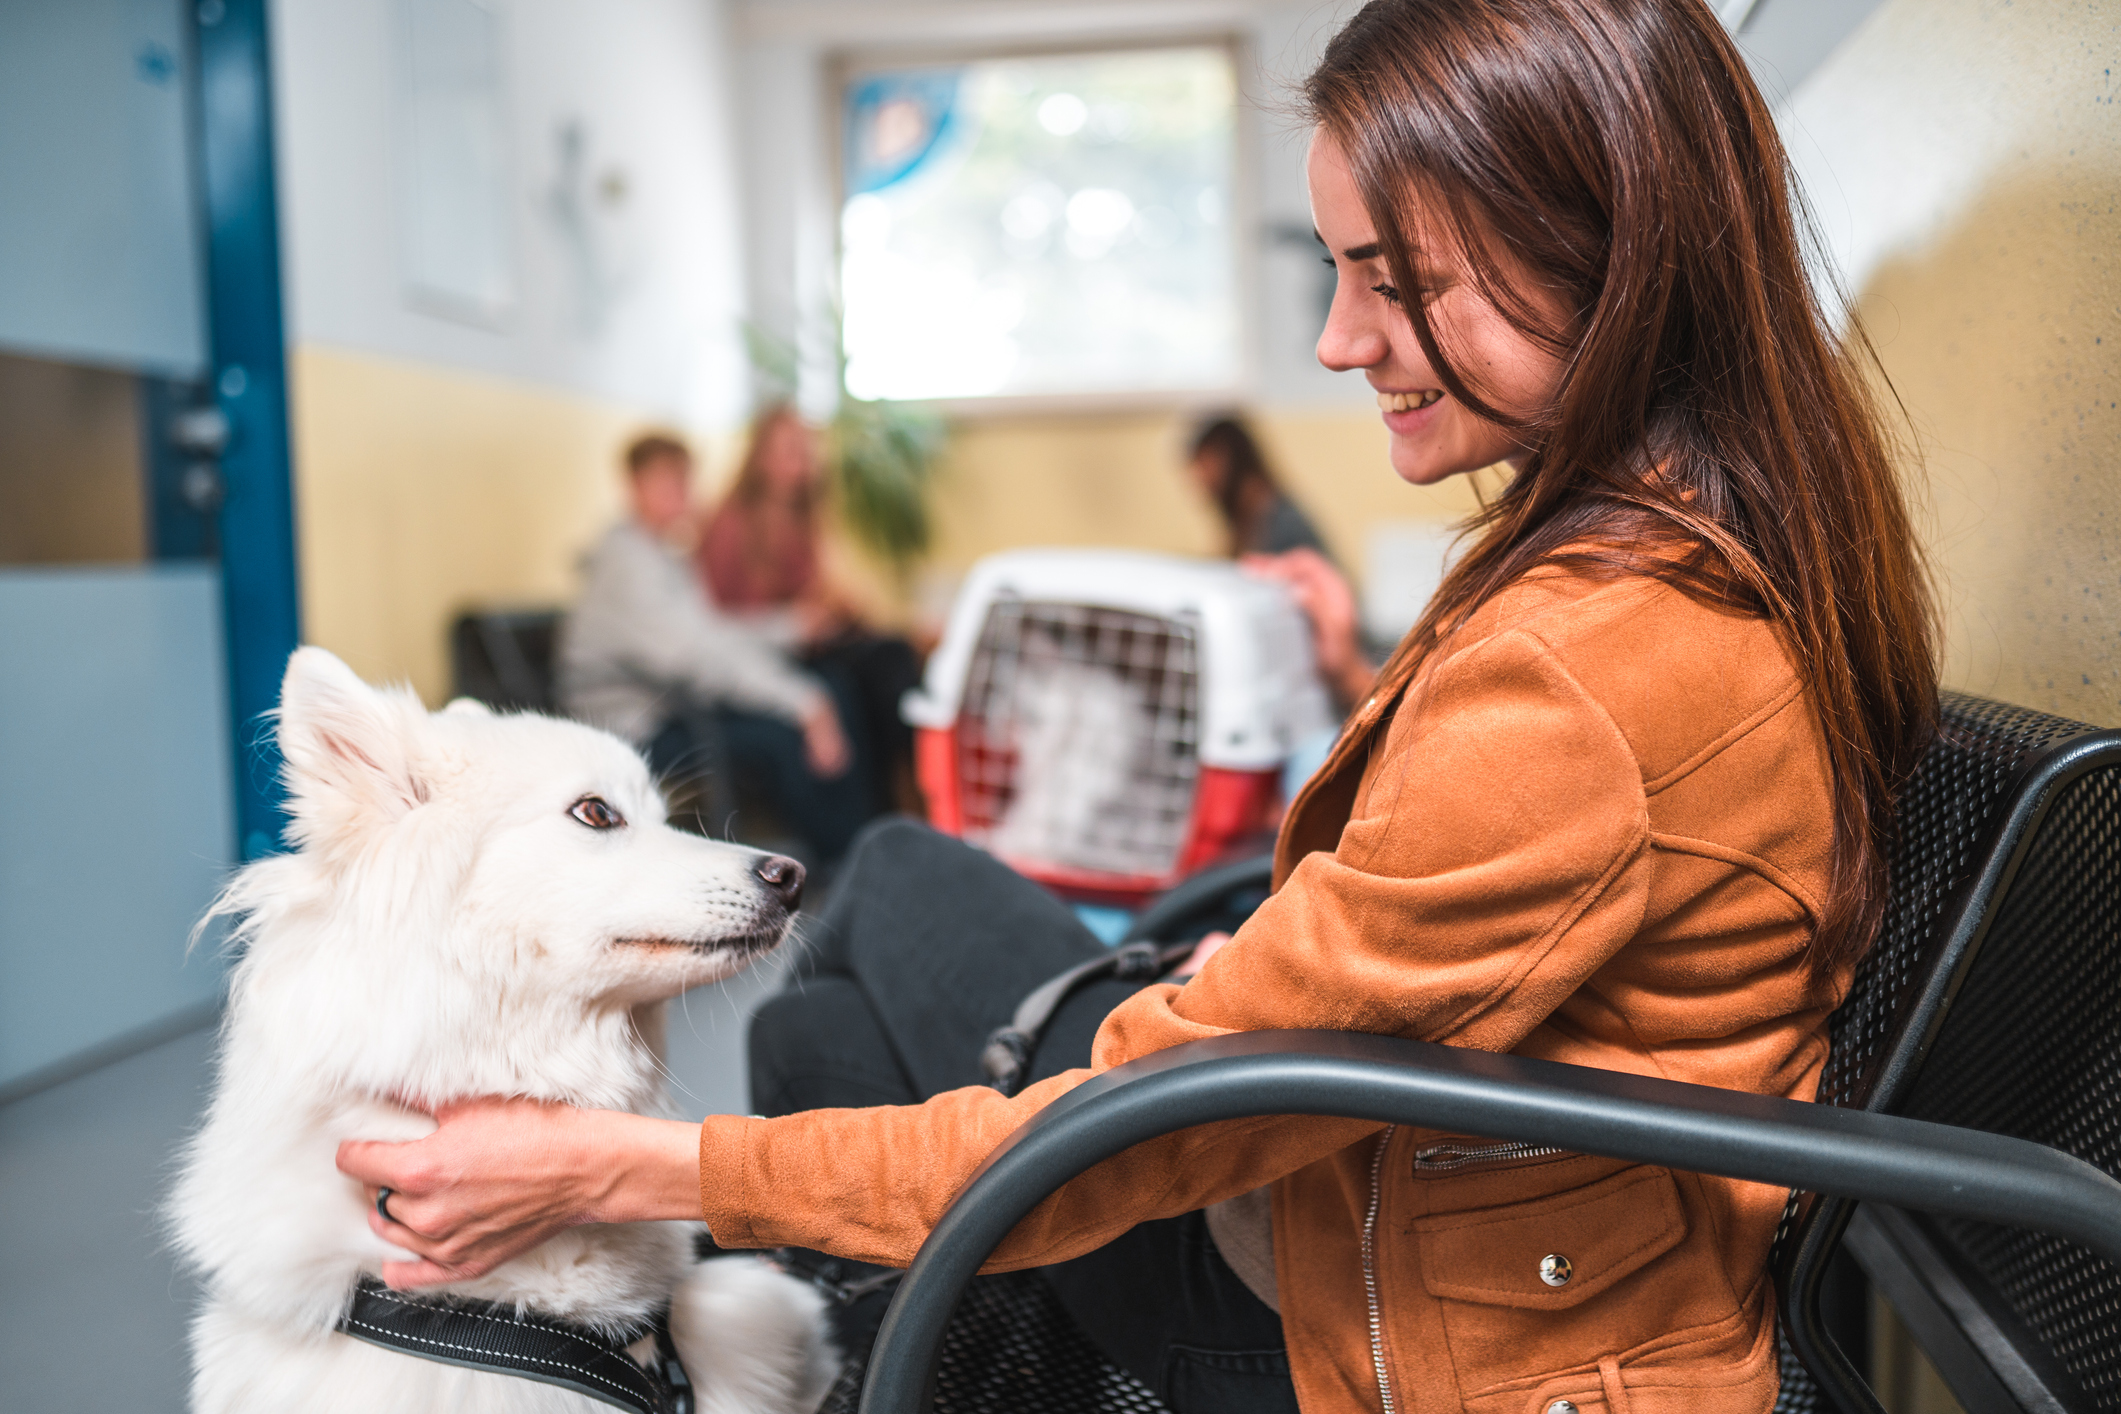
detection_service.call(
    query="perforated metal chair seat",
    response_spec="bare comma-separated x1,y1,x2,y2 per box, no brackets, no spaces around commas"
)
833,693,2121,1414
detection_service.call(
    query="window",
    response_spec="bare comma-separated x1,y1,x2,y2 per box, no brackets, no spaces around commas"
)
839,44,1242,403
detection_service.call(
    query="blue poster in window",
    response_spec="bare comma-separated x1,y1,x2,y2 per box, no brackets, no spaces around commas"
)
844,69,966,195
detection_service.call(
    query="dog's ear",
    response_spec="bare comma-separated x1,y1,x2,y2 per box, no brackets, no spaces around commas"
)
277,647,430,831
442,696,494,719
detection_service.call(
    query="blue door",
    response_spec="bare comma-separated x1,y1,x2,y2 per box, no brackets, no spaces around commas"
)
0,0,298,1098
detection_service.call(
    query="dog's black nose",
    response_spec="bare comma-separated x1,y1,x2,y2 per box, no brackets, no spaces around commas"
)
755,854,805,909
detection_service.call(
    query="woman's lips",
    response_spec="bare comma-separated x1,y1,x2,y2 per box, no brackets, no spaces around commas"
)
1376,388,1443,433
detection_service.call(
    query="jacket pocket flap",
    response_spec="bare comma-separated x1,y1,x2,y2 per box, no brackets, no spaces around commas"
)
1414,1166,1687,1310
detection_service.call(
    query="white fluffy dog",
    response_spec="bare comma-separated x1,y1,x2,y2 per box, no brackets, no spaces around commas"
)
170,648,839,1413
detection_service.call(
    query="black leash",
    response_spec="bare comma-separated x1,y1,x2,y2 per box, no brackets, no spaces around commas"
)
336,1277,694,1414
976,857,1278,1098
979,939,1195,1096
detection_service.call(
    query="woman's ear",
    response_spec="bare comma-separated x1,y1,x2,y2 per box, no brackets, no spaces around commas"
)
276,648,430,835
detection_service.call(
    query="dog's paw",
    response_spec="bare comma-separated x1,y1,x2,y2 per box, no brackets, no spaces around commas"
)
668,1255,841,1414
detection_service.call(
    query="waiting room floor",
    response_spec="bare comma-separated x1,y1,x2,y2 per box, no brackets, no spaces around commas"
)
0,951,791,1412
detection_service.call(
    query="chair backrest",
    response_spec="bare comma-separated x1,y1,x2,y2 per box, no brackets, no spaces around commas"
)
1774,693,2121,1412
449,609,562,715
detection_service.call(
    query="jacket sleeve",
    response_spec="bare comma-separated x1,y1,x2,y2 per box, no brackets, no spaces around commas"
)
598,530,824,724
696,627,1654,1269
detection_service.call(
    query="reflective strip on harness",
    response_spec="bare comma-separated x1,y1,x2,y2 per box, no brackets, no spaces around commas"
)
335,1278,693,1414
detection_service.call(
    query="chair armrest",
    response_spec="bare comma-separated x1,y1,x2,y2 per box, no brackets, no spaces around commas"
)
859,1030,2121,1414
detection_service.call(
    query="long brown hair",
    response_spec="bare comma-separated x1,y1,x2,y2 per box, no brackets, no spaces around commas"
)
1189,414,1283,555
1307,0,1937,980
729,403,820,521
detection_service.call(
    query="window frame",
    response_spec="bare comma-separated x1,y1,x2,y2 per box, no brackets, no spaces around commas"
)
825,30,1262,418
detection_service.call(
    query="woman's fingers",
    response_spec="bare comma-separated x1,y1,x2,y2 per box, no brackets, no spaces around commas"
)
801,703,852,777
365,1200,509,1286
335,1136,432,1196
379,1257,468,1289
331,1099,705,1292
1172,930,1234,978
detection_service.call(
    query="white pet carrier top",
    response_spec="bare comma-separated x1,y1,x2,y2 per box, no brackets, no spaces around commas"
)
904,549,1333,768
904,549,1336,899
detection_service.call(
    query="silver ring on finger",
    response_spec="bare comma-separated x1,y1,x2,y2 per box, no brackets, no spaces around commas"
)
376,1187,396,1224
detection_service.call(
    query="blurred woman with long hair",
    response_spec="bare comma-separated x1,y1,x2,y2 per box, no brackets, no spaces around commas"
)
697,403,922,813
1187,413,1330,560
345,4,1935,1409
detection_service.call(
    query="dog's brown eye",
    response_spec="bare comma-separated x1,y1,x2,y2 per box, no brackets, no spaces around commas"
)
569,796,625,830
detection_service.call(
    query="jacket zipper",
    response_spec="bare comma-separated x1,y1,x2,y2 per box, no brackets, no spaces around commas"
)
1410,1137,1567,1173
1362,1125,1399,1414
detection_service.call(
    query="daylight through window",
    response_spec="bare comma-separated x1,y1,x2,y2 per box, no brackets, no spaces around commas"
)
839,45,1241,403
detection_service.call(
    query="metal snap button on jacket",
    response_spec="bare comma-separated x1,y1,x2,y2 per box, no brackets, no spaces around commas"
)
1544,1400,1580,1414
1539,1253,1573,1287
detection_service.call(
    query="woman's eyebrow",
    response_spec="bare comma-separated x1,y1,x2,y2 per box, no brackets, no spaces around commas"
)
1312,228,1383,263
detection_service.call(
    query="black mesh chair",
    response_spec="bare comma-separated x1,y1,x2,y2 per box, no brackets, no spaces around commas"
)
449,609,563,714
838,692,2121,1414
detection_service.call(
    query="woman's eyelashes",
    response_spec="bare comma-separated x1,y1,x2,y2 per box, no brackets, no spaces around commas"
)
1319,255,1407,309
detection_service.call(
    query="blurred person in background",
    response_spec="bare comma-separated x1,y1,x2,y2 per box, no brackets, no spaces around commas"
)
1186,414,1330,559
557,431,877,863
1187,413,1376,716
1186,414,1377,716
697,404,923,812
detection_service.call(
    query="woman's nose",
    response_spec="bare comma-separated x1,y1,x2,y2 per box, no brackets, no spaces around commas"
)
755,854,806,909
1316,286,1390,373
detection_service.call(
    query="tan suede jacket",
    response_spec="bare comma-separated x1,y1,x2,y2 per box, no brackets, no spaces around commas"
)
698,566,1845,1414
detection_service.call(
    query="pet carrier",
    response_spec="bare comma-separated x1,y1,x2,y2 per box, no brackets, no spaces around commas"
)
902,549,1335,905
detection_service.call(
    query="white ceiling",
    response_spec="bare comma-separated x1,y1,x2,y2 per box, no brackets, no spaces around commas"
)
735,0,1891,108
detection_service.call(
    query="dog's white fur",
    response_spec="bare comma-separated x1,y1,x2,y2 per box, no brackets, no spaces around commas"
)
170,648,838,1414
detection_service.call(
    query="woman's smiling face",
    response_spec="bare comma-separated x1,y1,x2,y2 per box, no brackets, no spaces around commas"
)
1309,130,1567,486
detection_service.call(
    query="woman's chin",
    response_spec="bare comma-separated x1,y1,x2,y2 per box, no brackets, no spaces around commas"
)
1388,443,1469,487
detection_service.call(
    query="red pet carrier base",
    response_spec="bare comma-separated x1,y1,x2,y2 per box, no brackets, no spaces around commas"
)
905,550,1332,909
916,726,1278,906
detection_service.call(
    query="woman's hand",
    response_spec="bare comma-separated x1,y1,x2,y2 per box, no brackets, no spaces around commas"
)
793,582,862,648
1172,931,1234,978
335,1098,702,1289
1241,549,1377,707
800,699,853,778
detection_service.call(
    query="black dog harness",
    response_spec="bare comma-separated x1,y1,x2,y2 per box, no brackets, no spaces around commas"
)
336,1277,694,1413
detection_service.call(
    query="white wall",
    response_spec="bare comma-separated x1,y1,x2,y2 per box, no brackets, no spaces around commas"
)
726,0,1883,418
730,0,1377,416
1774,0,2121,726
0,0,205,377
270,0,750,427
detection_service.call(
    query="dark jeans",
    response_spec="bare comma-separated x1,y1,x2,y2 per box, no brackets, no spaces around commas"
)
800,630,922,812
749,818,1300,1414
645,666,879,864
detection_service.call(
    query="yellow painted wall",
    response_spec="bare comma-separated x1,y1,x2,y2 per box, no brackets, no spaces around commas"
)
289,339,1471,703
289,345,643,701
922,406,1482,582
1796,0,2121,726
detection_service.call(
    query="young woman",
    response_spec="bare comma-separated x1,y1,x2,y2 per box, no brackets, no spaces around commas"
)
697,405,923,813
339,2,1936,1410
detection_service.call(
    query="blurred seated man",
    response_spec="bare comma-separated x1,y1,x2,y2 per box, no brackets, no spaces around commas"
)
696,405,923,812
557,432,876,863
